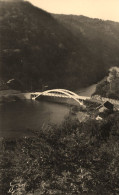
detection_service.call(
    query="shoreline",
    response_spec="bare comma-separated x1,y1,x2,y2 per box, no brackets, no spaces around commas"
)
0,84,97,103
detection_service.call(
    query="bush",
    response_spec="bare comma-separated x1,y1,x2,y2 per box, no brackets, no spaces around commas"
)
0,112,119,194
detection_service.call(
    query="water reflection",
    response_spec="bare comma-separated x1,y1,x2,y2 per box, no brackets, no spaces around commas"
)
0,100,70,137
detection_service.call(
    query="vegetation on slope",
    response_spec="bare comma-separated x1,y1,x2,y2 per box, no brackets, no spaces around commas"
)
53,14,119,68
0,1,119,90
94,67,119,99
53,14,119,84
0,0,90,90
0,112,119,194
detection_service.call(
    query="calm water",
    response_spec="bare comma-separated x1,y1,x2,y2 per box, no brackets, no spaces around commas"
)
0,84,96,138
0,100,70,137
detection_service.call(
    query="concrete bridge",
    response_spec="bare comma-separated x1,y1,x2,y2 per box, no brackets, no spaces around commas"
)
30,89,90,107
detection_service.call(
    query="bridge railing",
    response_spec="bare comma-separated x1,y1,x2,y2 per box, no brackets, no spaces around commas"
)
92,95,119,105
31,89,86,106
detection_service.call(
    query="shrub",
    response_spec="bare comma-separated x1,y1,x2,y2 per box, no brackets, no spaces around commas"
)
0,112,119,194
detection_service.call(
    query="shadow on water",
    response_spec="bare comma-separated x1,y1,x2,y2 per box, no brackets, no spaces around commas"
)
0,100,70,138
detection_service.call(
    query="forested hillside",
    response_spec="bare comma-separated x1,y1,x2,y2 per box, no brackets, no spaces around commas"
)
94,67,119,99
0,0,119,90
53,14,119,68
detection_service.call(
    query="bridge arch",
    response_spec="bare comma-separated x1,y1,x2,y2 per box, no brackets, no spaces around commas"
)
58,89,80,98
35,89,84,106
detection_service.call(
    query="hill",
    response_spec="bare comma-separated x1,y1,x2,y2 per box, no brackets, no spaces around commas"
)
0,1,119,90
53,14,119,82
93,66,119,99
53,14,119,64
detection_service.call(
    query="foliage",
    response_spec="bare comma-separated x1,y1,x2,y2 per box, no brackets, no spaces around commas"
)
0,112,119,194
0,1,119,90
94,67,119,99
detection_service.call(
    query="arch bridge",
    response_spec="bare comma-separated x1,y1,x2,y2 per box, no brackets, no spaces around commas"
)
31,89,89,107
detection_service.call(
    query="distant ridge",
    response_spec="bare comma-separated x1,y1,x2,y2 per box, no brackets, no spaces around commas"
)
0,1,119,90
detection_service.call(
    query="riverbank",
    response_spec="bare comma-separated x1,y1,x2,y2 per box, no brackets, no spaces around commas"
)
0,90,34,104
0,90,20,103
0,84,97,103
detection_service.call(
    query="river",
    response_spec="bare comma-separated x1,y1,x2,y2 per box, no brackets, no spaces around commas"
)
0,100,71,137
0,84,96,138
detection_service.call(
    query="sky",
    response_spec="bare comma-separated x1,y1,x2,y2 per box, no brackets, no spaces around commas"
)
26,0,119,22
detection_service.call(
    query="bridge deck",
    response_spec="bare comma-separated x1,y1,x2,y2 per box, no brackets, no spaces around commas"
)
31,92,90,100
